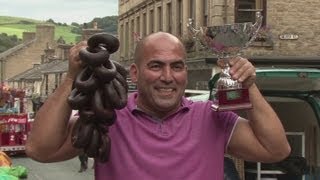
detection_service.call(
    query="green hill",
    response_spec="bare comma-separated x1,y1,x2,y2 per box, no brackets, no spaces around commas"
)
0,16,80,44
0,16,118,52
0,16,42,24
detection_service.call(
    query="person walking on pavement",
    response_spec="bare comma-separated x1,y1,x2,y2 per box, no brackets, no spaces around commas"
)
78,152,88,173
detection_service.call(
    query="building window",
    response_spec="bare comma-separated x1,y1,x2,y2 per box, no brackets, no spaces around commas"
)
125,21,129,58
59,73,62,85
150,9,154,33
167,3,172,33
177,0,183,36
130,19,134,52
189,0,195,20
157,6,162,31
203,0,208,26
120,24,124,57
55,74,58,89
143,13,147,36
136,16,140,34
235,0,266,26
45,74,48,95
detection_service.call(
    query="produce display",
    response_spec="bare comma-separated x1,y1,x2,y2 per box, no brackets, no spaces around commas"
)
68,33,128,162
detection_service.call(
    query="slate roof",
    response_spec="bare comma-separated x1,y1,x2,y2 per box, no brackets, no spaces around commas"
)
0,40,36,60
41,60,68,74
7,60,68,82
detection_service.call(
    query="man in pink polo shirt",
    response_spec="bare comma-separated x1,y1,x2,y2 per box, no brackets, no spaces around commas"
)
26,32,290,180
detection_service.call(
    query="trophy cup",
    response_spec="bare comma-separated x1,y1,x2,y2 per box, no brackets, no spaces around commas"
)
187,12,263,111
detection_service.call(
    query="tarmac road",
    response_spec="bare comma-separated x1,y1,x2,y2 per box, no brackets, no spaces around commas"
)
11,155,95,180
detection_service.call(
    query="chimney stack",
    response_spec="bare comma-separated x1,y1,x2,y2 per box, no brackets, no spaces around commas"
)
82,22,103,41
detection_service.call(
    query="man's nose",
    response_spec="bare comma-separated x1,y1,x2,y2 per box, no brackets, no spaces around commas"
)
160,67,173,82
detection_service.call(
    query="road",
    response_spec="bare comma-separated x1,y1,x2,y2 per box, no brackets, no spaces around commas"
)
11,155,95,180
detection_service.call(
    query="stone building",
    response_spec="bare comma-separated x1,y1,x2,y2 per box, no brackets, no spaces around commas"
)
0,24,56,83
4,24,113,112
118,0,320,90
6,39,72,113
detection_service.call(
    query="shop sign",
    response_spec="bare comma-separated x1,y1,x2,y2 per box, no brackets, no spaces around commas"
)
279,34,299,40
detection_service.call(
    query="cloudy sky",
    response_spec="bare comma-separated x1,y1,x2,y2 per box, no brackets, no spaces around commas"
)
0,0,118,24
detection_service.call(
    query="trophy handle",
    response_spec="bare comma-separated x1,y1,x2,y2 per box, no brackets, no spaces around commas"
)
187,18,201,37
187,18,209,51
244,11,263,48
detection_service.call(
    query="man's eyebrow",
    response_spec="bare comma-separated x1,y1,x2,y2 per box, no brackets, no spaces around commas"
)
147,60,164,64
171,61,186,65
147,59,186,64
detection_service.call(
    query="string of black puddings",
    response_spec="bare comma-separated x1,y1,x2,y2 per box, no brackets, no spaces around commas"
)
67,33,128,163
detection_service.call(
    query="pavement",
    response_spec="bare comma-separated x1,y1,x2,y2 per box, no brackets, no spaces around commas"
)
11,155,95,180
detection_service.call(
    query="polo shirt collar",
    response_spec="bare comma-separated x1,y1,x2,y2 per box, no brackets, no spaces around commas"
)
127,92,191,114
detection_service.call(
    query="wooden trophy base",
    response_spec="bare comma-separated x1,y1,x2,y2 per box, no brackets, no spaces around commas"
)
211,88,252,111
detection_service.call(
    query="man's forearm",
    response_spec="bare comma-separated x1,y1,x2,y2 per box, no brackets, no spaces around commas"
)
247,84,291,160
26,77,74,158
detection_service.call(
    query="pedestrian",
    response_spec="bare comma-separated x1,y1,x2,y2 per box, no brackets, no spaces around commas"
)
78,152,88,173
25,32,290,180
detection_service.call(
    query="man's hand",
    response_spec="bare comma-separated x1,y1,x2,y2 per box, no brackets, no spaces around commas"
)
67,41,87,80
228,57,256,88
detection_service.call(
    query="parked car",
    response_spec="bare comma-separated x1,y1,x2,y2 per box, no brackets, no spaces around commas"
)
188,66,320,180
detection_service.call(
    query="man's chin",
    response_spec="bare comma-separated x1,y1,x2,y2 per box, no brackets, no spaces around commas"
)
155,101,179,111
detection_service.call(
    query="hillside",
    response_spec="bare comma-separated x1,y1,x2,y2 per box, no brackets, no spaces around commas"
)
0,16,42,25
0,16,118,44
0,16,79,44
0,16,118,53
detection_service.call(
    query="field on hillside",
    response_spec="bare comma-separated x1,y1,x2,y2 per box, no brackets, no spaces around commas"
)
0,16,79,44
0,16,41,24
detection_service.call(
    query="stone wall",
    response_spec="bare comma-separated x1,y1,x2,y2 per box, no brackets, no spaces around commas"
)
2,24,56,82
118,0,320,58
4,42,46,81
231,0,320,57
265,0,320,56
118,0,320,90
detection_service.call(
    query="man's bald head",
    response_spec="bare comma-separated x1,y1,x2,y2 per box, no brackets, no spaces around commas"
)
133,32,186,65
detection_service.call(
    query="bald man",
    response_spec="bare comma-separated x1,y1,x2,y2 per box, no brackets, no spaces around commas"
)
26,32,290,180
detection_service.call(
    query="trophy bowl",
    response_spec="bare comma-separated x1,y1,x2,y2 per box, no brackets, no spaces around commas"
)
187,12,263,111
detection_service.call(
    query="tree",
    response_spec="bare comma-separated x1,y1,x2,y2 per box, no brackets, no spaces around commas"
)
46,19,55,24
69,16,118,36
71,22,80,27
0,33,22,53
88,16,118,35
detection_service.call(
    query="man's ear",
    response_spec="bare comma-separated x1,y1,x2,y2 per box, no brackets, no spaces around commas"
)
129,63,138,83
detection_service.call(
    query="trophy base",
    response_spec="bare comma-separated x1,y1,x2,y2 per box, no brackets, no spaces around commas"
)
211,88,252,111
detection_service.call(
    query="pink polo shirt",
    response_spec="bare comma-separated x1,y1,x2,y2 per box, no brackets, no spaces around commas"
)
95,92,239,180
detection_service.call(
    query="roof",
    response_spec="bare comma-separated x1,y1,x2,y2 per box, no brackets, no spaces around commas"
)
41,60,68,74
0,40,36,60
7,60,65,82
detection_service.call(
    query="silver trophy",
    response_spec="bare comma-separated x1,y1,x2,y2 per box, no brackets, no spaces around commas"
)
187,12,263,111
